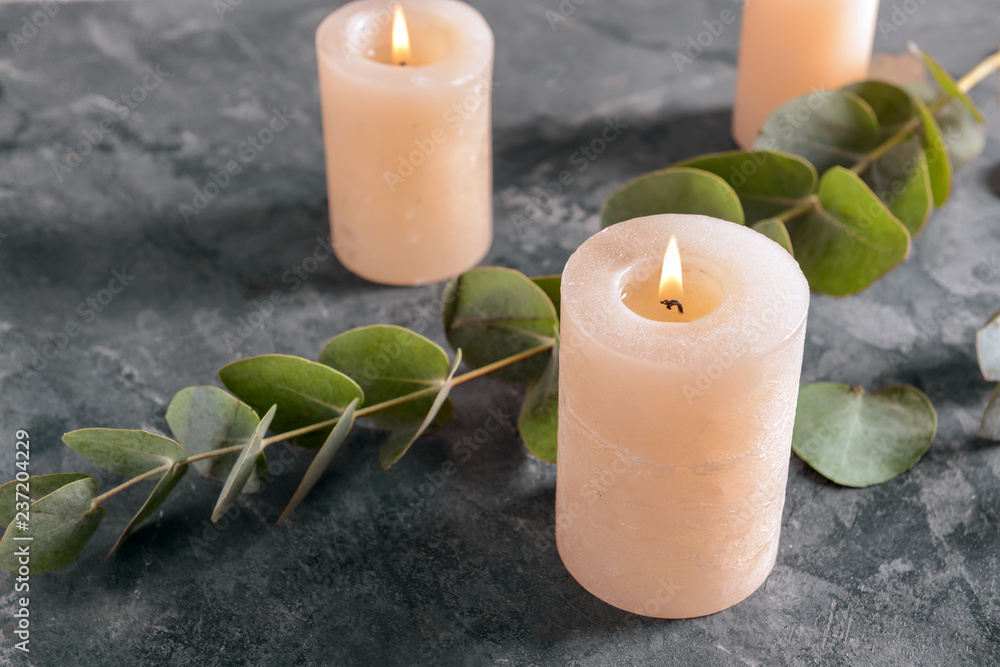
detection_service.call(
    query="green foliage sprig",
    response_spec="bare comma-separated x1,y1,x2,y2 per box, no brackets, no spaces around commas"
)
602,44,1000,296
1,268,560,573
5,44,998,574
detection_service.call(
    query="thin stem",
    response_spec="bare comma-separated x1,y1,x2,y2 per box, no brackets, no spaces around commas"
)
91,463,170,507
187,445,244,463
773,196,817,223
958,48,1000,93
851,47,1000,176
260,340,557,446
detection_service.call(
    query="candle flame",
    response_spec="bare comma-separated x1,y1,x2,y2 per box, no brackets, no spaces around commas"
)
658,236,683,301
392,4,411,66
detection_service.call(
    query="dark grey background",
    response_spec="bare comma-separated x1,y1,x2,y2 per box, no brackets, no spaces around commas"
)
0,0,998,664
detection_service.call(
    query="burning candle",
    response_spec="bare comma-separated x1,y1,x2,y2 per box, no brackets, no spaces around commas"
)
316,0,494,285
731,0,880,149
556,214,809,618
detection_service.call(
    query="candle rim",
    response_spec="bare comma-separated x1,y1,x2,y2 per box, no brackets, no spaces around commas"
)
561,214,810,366
316,0,493,85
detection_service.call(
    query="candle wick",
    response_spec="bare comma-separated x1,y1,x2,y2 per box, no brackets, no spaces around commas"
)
660,299,684,314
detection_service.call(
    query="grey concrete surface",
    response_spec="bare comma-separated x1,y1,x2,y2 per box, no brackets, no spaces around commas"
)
0,0,999,664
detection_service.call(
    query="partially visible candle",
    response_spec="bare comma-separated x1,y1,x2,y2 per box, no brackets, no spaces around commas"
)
556,214,809,618
731,0,880,149
316,0,494,285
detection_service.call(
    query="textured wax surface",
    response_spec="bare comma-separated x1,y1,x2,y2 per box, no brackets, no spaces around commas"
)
556,214,809,617
2,0,1000,664
318,0,493,284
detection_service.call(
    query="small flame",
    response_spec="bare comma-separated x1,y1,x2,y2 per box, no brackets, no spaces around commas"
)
658,236,683,301
392,4,411,66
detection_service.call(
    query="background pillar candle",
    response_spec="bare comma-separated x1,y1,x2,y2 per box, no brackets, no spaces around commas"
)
316,0,494,285
731,0,880,149
556,214,810,618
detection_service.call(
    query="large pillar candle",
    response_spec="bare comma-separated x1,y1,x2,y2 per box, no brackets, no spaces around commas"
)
731,0,880,149
556,214,809,618
316,0,493,285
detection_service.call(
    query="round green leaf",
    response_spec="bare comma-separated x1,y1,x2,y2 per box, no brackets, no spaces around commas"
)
443,267,558,383
676,150,816,224
975,308,1000,381
531,275,562,319
978,385,1000,441
912,94,953,207
62,429,187,478
166,386,266,494
318,325,452,431
907,81,986,169
792,383,937,487
0,477,105,574
109,462,188,556
600,166,745,228
750,218,793,254
213,404,277,522
862,136,932,237
0,473,91,529
789,166,911,296
841,80,916,139
518,342,558,463
756,90,880,174
909,43,984,122
218,355,364,449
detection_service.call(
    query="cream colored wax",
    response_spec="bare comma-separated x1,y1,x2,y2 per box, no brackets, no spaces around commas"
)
316,0,493,285
731,0,880,149
556,214,809,618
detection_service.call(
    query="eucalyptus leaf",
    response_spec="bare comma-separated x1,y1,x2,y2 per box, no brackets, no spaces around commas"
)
862,136,932,237
978,385,1000,440
756,89,880,174
518,342,558,463
443,267,557,383
975,308,1000,381
531,275,562,318
62,429,187,478
109,462,188,556
600,166,745,228
277,398,359,524
0,473,91,528
841,80,916,139
909,43,984,122
675,150,816,224
792,383,937,487
789,166,911,296
750,218,793,254
318,325,452,432
212,404,277,522
219,355,364,449
166,386,266,494
907,81,986,169
379,351,462,470
0,477,105,574
912,94,953,207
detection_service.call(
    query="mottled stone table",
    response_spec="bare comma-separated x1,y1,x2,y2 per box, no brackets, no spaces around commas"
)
1,0,999,664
